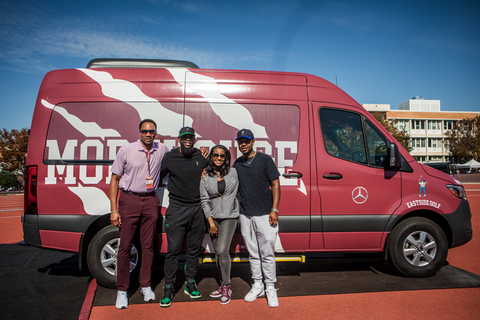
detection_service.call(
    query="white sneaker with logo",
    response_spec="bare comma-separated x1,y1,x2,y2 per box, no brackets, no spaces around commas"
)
140,286,156,302
244,283,265,302
116,290,128,309
265,288,279,308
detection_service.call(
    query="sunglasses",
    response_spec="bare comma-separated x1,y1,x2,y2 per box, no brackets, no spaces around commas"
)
213,153,226,158
236,139,252,145
140,130,156,134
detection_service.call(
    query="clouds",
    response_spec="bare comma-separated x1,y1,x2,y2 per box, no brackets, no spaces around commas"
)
0,1,266,73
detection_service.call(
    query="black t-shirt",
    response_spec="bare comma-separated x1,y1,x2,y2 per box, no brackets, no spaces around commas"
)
233,152,280,216
160,148,207,205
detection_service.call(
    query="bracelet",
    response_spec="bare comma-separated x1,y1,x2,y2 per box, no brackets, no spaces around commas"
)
271,209,279,213
111,211,118,213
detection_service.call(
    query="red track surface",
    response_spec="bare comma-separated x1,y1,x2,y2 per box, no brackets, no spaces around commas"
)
0,194,24,244
1,187,479,319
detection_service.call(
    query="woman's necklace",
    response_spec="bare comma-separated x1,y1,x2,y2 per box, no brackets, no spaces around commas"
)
243,152,256,165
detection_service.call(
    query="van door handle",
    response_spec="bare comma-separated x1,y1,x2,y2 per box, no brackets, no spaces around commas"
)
323,173,343,180
282,173,303,178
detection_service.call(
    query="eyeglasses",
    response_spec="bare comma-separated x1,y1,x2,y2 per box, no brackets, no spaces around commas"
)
140,130,156,134
213,153,226,158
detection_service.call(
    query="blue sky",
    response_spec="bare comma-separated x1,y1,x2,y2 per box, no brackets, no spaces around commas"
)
1,0,479,130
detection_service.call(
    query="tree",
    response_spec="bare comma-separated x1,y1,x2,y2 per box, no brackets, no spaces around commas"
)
445,115,480,164
0,128,29,175
0,170,19,189
371,112,413,152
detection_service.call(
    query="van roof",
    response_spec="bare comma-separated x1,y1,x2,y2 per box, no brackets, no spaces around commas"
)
86,58,199,69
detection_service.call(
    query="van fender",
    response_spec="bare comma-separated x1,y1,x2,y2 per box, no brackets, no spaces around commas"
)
78,213,111,271
382,208,453,261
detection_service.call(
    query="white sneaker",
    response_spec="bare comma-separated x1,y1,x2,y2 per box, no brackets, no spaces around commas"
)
265,288,279,308
244,283,265,302
140,286,156,302
116,290,128,309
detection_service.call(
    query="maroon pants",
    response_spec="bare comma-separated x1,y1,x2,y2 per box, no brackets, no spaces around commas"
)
117,192,159,291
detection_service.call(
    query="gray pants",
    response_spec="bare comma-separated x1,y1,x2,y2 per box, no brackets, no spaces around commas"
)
211,218,238,285
240,213,278,284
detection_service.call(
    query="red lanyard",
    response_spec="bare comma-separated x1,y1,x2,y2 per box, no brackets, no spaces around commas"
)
146,150,151,176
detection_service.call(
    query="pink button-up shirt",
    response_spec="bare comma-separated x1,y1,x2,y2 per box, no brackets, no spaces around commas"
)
111,140,169,193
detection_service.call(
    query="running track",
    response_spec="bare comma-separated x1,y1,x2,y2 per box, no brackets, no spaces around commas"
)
1,187,479,319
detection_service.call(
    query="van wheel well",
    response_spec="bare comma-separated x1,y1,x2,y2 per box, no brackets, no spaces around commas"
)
384,210,453,260
79,214,111,271
387,217,448,277
79,214,159,271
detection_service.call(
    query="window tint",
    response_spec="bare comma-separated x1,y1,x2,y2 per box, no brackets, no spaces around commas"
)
319,109,367,164
186,102,300,166
365,120,387,167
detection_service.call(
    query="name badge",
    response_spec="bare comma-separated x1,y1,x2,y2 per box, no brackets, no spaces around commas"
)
146,176,154,189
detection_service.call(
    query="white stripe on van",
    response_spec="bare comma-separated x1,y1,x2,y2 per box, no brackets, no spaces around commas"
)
41,100,121,140
68,185,110,216
77,69,193,138
167,68,269,139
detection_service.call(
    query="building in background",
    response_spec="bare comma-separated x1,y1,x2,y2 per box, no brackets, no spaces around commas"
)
363,97,480,163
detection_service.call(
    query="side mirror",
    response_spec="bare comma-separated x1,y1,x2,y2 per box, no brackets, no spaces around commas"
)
388,143,401,168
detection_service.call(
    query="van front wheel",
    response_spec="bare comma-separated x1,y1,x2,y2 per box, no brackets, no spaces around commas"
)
86,225,140,288
388,217,447,277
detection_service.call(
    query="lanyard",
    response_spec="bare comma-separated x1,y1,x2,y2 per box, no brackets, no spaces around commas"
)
146,150,151,176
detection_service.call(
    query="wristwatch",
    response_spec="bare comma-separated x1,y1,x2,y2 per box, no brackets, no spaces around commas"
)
271,209,279,213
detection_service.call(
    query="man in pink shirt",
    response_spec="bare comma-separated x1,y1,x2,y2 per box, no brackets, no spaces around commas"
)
109,119,169,309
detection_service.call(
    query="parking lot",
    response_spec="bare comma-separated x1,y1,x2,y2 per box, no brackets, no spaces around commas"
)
1,187,479,319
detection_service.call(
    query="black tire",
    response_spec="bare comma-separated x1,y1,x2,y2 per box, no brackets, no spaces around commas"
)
86,225,140,288
388,217,448,277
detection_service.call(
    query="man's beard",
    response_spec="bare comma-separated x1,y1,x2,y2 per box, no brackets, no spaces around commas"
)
181,145,194,153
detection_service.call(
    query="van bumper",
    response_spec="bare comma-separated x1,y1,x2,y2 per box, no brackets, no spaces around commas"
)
444,199,473,248
22,214,42,247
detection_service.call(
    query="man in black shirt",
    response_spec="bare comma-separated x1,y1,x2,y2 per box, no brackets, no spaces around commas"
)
233,129,281,308
159,127,208,307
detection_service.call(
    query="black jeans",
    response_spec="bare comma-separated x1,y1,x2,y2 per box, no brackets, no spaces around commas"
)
163,203,206,285
211,218,238,285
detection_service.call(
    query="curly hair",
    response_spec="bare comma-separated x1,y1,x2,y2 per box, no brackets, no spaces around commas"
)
205,145,231,178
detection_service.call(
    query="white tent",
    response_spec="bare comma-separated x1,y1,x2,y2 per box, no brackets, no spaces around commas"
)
457,159,480,168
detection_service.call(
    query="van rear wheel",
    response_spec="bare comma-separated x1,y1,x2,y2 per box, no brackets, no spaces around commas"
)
87,224,140,288
388,217,447,277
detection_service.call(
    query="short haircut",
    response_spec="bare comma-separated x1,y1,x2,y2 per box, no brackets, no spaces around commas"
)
139,119,157,130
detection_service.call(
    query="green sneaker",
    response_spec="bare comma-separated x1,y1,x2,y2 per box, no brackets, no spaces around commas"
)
160,284,174,307
184,279,201,299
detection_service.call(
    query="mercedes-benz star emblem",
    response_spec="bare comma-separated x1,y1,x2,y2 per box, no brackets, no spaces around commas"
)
352,187,368,204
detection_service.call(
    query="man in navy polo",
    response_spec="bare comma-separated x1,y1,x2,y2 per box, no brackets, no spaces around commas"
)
110,119,169,309
233,129,281,308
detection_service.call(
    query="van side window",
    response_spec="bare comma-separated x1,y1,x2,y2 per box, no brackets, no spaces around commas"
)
365,120,387,167
319,109,367,164
185,102,300,166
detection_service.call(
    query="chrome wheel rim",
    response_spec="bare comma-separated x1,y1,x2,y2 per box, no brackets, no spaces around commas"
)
402,231,437,267
100,238,139,276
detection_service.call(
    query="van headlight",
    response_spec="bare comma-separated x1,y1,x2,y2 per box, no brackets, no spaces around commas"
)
446,184,467,200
